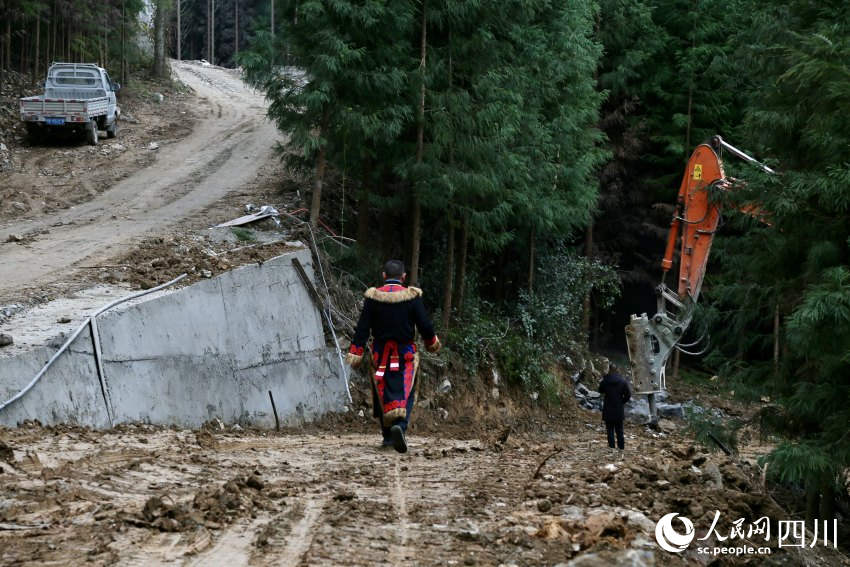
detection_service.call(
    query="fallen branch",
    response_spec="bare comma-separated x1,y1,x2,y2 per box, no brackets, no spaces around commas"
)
707,432,732,456
0,522,50,531
531,447,563,481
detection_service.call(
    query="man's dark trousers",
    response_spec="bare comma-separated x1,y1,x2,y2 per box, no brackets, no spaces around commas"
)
606,419,624,449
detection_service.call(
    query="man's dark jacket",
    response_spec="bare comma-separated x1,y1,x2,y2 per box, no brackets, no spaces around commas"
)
347,281,440,363
598,372,632,422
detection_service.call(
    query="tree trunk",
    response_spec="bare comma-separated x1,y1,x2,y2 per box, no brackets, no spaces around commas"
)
309,107,330,229
410,199,422,285
592,300,600,349
0,7,6,85
153,0,164,76
121,0,126,84
19,15,25,75
441,220,455,331
234,0,238,58
581,221,594,342
773,302,780,377
408,0,427,286
805,476,821,529
45,3,50,70
685,84,693,153
207,0,212,63
527,227,535,294
34,12,40,80
176,0,181,60
270,0,274,36
6,16,12,71
685,6,695,154
101,5,106,68
819,474,835,524
211,0,215,65
52,0,57,65
453,215,468,315
356,157,372,255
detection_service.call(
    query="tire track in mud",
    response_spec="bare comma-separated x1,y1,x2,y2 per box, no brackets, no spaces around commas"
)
392,461,411,566
278,496,327,567
117,532,186,567
187,516,269,567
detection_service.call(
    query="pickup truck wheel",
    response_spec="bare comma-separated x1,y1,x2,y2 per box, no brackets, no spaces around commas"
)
86,120,99,146
106,119,118,139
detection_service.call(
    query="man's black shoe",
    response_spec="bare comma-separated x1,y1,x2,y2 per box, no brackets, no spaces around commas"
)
390,424,407,453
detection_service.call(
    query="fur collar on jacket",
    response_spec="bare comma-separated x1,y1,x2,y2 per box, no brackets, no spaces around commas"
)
364,286,423,303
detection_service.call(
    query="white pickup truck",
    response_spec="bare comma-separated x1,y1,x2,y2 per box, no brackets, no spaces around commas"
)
20,62,121,145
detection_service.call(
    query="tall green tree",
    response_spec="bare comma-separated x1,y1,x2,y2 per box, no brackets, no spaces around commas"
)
705,0,850,524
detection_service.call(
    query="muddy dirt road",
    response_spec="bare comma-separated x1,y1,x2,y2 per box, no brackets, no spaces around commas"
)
0,61,278,299
1,421,843,566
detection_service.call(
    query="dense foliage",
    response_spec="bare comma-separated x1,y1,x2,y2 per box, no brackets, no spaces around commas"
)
242,0,849,510
239,0,610,395
701,0,850,522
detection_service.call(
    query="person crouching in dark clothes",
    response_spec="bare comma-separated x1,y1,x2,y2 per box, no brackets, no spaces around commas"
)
345,259,441,453
598,359,631,458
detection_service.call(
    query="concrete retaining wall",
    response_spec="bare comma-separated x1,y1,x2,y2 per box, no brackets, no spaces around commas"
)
0,248,349,428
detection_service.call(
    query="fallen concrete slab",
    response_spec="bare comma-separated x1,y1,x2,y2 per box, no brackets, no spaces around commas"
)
0,247,349,428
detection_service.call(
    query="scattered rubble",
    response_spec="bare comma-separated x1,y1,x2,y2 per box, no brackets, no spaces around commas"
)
132,471,271,532
573,377,685,424
0,377,845,566
0,439,14,462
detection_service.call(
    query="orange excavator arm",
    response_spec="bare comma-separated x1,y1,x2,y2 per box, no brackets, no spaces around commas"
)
625,136,774,422
662,141,725,300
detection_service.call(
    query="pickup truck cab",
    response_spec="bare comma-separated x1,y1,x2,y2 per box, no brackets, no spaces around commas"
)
20,62,121,145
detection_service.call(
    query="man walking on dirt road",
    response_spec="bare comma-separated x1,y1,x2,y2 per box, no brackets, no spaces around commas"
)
598,359,631,458
345,260,441,453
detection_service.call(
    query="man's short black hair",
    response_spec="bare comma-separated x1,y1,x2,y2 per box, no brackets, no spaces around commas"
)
384,259,405,279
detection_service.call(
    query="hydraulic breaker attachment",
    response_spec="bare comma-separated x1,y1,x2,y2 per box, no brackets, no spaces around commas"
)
625,285,696,422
